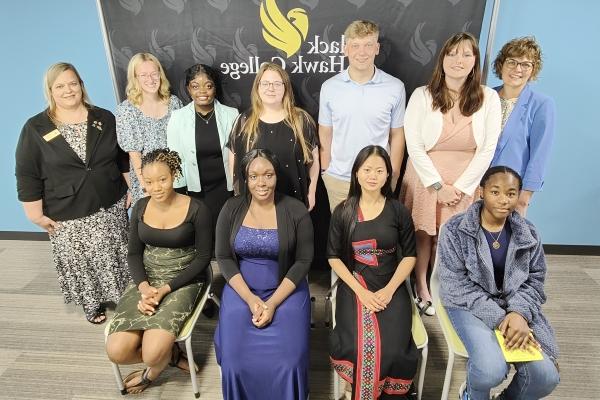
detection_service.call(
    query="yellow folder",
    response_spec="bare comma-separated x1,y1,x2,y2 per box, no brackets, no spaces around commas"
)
494,329,543,362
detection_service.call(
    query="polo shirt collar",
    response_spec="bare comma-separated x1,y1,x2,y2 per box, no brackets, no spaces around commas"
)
342,67,381,84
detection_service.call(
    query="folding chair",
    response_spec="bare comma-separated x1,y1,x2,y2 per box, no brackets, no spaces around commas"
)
105,265,214,398
430,253,468,400
326,276,428,400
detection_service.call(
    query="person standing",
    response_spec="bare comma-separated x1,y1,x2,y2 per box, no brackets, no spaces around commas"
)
116,53,183,204
15,62,131,324
400,32,501,315
319,19,406,212
490,37,555,217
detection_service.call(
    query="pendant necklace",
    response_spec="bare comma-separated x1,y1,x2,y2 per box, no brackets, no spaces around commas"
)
196,109,215,124
485,225,505,250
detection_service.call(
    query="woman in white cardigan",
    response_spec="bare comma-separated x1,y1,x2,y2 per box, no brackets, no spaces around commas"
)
400,32,501,315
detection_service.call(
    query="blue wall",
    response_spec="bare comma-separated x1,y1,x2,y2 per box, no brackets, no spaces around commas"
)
2,0,598,245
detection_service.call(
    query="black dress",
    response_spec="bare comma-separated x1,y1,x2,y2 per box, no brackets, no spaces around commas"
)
327,199,419,399
185,112,233,233
227,110,317,206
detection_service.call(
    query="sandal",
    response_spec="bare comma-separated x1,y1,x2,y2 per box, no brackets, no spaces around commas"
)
123,368,152,394
84,305,107,324
169,343,199,373
415,296,436,316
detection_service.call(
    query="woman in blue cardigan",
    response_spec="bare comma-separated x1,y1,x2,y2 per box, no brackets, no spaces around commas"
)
490,37,556,216
438,166,559,400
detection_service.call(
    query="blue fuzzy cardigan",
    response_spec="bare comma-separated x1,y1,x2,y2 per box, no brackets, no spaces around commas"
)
438,201,558,358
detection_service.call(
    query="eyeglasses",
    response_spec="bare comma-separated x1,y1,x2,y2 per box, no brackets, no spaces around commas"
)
137,72,160,81
259,81,284,90
505,58,534,72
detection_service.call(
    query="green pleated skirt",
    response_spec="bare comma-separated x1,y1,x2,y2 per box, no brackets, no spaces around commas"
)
108,246,204,336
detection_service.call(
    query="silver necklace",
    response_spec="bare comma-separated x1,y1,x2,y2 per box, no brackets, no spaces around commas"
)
196,109,215,124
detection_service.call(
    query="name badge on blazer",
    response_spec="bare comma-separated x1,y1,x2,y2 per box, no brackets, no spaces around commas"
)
43,129,61,142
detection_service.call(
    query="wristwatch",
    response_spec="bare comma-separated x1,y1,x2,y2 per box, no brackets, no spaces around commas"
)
431,182,443,191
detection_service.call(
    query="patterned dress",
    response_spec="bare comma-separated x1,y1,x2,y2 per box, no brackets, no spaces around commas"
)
49,122,130,317
328,200,419,399
116,95,183,203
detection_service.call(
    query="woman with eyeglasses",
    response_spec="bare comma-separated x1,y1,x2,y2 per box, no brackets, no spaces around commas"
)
227,62,319,210
167,64,239,233
116,53,183,205
399,32,501,316
490,37,556,217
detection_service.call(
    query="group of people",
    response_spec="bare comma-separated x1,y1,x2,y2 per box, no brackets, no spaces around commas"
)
15,17,558,400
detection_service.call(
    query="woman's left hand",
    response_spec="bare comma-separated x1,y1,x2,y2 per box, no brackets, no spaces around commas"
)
499,312,535,350
253,301,276,328
374,286,395,308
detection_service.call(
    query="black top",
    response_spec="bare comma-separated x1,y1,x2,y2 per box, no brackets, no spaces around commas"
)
195,112,226,192
215,193,314,286
327,199,417,275
227,110,317,206
482,223,512,290
128,196,213,291
15,107,129,221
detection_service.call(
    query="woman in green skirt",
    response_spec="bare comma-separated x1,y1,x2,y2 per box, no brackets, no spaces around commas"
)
106,148,213,394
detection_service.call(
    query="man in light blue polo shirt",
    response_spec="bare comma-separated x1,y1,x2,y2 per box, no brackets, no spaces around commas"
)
318,19,406,211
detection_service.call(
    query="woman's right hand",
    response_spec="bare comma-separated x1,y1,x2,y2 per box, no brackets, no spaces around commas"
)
437,184,462,206
356,288,387,313
246,294,268,322
32,215,58,234
137,282,159,315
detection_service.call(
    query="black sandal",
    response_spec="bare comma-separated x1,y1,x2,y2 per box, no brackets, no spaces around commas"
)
123,368,153,394
169,343,199,373
415,297,435,316
84,305,107,324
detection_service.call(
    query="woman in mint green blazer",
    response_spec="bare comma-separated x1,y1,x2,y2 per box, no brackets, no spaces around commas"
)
167,64,239,231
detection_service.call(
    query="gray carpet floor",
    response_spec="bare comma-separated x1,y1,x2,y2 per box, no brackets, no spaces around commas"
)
0,240,598,399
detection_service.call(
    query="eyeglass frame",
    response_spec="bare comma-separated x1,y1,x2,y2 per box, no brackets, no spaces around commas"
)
259,80,285,90
137,71,160,81
504,58,534,71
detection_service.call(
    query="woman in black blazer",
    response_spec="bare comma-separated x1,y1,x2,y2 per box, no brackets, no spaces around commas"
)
214,148,313,400
15,62,131,324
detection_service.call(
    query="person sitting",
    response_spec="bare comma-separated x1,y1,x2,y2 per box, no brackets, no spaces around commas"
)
214,148,313,400
438,166,559,400
105,148,213,394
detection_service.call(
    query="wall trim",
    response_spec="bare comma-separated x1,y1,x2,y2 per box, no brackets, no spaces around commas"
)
0,231,49,241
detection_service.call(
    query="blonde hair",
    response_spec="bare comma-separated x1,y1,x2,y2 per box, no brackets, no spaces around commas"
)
240,63,314,163
125,53,171,106
344,20,379,40
493,36,543,81
43,62,91,122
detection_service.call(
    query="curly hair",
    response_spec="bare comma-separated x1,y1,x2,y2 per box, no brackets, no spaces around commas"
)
141,148,182,179
493,37,543,81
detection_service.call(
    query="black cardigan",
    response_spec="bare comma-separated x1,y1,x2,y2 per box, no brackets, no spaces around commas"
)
15,107,129,221
215,193,314,286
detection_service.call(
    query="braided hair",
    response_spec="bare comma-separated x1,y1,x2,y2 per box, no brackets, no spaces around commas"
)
141,148,182,179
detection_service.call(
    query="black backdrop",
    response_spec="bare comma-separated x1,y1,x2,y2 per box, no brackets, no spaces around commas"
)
99,0,487,267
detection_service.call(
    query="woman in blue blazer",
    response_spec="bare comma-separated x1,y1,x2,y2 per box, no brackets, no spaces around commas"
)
490,37,556,216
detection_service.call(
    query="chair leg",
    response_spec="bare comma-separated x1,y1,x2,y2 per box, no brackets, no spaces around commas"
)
184,338,200,398
208,292,220,309
110,362,127,395
441,349,455,400
417,345,427,400
333,369,339,400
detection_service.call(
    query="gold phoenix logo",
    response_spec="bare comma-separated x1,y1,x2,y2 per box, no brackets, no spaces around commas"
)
260,0,309,58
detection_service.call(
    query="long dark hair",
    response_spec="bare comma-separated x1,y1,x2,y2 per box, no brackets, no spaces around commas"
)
239,148,282,202
427,32,484,116
334,145,393,266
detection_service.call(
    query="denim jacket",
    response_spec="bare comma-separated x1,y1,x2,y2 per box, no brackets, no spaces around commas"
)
438,201,558,358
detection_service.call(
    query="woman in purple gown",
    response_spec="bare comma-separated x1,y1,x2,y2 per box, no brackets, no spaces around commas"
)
214,148,314,400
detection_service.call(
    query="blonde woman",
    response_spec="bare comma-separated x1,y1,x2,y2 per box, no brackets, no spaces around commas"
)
227,62,319,210
15,62,130,324
116,53,183,204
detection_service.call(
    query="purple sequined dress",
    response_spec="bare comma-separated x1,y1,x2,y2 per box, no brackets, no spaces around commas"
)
215,226,310,400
